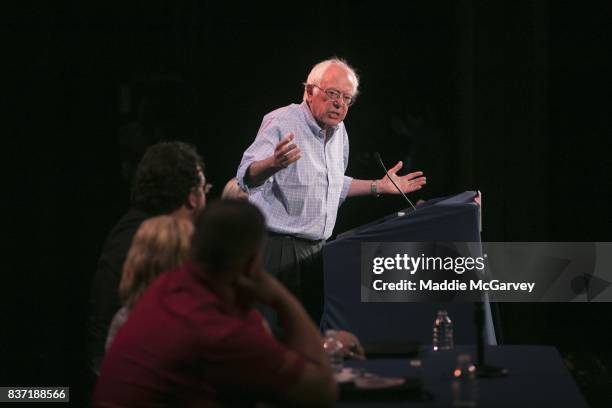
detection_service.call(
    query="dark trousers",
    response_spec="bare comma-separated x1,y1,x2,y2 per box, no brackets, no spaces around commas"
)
261,232,325,330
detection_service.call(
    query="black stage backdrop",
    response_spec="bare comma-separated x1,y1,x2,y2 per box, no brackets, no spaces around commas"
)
5,1,612,405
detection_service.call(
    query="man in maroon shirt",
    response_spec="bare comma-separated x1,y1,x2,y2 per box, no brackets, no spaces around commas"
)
93,200,337,407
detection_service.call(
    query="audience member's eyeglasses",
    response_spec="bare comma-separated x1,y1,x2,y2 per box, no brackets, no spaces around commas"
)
311,84,356,107
197,183,213,195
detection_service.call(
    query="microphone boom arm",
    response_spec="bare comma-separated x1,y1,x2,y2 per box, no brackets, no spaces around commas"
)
374,152,417,212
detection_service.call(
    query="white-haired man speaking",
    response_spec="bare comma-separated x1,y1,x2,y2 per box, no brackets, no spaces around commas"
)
237,58,427,324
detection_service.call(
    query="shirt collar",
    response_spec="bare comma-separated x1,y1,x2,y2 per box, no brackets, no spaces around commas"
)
300,101,339,139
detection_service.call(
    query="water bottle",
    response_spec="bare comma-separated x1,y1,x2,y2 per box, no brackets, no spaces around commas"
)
432,310,454,351
452,354,478,407
323,330,344,373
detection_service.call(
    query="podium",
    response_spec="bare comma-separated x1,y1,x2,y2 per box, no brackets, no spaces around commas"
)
320,191,497,347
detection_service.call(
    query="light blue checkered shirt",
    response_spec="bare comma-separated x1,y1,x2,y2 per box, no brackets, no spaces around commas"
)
237,102,353,240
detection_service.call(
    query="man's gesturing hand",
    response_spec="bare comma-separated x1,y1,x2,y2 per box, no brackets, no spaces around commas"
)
377,161,426,194
273,133,301,169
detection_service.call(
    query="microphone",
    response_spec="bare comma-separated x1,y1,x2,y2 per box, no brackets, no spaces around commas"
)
374,152,417,212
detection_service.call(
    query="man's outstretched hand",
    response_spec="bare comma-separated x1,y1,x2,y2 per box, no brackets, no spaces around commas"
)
377,161,426,194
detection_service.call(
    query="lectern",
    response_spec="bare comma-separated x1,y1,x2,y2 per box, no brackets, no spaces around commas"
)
320,191,497,347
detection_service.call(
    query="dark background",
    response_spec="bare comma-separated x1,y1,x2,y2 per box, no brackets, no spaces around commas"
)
5,1,612,405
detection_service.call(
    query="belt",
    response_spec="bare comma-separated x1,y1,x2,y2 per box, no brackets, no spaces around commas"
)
267,231,324,245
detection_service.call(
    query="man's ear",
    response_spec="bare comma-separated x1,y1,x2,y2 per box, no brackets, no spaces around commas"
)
244,250,263,278
186,190,198,209
305,84,314,98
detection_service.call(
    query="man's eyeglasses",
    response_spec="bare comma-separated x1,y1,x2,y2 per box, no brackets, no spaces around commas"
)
311,84,356,107
197,183,213,195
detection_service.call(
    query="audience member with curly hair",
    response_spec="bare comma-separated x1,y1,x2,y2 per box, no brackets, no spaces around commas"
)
89,141,208,374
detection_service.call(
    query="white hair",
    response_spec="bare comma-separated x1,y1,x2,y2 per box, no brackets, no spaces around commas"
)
303,58,359,101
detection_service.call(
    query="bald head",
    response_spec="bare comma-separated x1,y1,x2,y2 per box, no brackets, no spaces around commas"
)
190,199,265,274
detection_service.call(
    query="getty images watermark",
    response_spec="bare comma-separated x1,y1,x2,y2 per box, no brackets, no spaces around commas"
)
360,242,612,302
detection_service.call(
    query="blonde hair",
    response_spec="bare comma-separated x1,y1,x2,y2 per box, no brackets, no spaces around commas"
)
303,58,359,101
221,178,248,200
120,215,193,308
